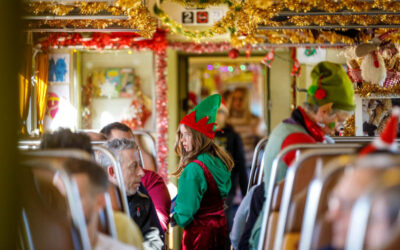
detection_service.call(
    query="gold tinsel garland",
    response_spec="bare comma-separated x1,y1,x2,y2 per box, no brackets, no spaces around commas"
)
26,1,400,43
355,83,400,97
27,1,156,38
343,114,355,137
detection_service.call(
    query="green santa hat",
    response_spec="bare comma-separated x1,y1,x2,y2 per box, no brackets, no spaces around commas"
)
307,61,355,111
180,94,221,139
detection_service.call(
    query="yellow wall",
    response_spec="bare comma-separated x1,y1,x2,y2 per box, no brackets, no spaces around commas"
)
269,50,293,130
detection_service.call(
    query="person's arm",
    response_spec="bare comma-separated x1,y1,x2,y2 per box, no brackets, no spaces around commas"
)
141,170,171,232
238,184,265,250
173,162,207,228
230,185,257,250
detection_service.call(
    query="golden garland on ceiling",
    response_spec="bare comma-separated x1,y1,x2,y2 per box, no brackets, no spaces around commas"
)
26,1,400,44
26,1,156,38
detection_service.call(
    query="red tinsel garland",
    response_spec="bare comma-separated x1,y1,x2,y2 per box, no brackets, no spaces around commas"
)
37,29,168,52
155,50,169,182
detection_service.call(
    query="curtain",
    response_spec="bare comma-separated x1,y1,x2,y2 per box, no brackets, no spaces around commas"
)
18,45,32,136
35,53,49,134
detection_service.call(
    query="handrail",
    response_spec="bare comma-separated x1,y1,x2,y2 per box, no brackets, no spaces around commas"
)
273,148,357,250
22,149,92,160
92,145,131,217
332,137,400,143
299,156,355,250
257,143,361,250
21,158,91,250
104,193,118,239
247,136,268,191
20,209,34,250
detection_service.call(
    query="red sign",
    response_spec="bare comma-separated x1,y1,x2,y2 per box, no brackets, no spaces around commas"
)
196,11,208,24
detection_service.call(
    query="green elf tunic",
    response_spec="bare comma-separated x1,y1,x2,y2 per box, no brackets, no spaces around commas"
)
173,153,231,228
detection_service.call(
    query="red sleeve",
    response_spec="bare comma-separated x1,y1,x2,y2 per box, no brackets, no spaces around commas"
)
142,169,172,232
281,132,316,166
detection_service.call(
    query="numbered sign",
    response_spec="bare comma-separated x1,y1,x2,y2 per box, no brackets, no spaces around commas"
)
182,11,194,24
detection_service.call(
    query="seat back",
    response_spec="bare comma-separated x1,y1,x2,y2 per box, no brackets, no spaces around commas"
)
97,193,117,239
273,148,357,250
258,143,360,250
264,180,285,249
248,136,268,191
20,157,90,250
346,166,400,250
299,155,354,250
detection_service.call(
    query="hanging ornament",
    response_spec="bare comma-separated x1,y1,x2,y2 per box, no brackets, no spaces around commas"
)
261,50,275,68
291,58,301,77
245,45,251,59
361,51,386,86
228,48,240,59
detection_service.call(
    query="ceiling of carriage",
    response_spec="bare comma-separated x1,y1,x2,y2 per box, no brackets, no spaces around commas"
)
24,0,400,47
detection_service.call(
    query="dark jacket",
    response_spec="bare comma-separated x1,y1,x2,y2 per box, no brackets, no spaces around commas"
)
238,183,265,250
215,125,248,206
128,183,164,244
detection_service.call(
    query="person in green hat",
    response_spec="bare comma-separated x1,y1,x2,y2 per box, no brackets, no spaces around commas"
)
171,93,234,250
238,61,355,249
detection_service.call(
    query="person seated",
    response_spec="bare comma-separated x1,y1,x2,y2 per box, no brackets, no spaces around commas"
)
325,166,383,250
40,128,144,249
97,138,164,250
100,122,171,232
60,158,138,250
366,185,400,250
248,62,355,249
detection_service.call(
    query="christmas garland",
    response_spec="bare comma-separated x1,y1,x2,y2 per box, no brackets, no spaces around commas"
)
355,82,400,97
26,1,157,38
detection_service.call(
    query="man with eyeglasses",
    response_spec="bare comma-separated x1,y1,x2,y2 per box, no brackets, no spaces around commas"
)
97,138,164,250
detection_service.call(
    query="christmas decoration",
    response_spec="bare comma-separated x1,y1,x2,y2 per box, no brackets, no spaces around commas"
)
27,0,157,38
228,48,240,59
343,114,355,137
360,107,400,155
261,50,275,68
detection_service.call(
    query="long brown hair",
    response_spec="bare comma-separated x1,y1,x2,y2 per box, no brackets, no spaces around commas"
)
173,124,234,177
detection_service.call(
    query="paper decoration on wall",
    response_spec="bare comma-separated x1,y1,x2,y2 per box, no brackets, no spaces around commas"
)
92,68,137,98
261,50,275,68
47,92,60,119
48,54,69,83
44,84,76,131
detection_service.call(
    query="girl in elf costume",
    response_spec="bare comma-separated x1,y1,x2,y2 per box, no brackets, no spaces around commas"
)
171,94,234,250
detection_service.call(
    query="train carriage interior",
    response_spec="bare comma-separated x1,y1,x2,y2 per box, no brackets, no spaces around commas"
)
2,1,400,250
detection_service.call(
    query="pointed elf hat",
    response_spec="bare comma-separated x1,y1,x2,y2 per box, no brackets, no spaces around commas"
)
360,106,400,156
180,94,221,139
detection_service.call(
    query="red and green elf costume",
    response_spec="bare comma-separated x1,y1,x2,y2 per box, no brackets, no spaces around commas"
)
173,94,231,250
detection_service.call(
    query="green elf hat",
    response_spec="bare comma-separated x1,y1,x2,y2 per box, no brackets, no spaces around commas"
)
307,61,355,111
180,94,221,139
